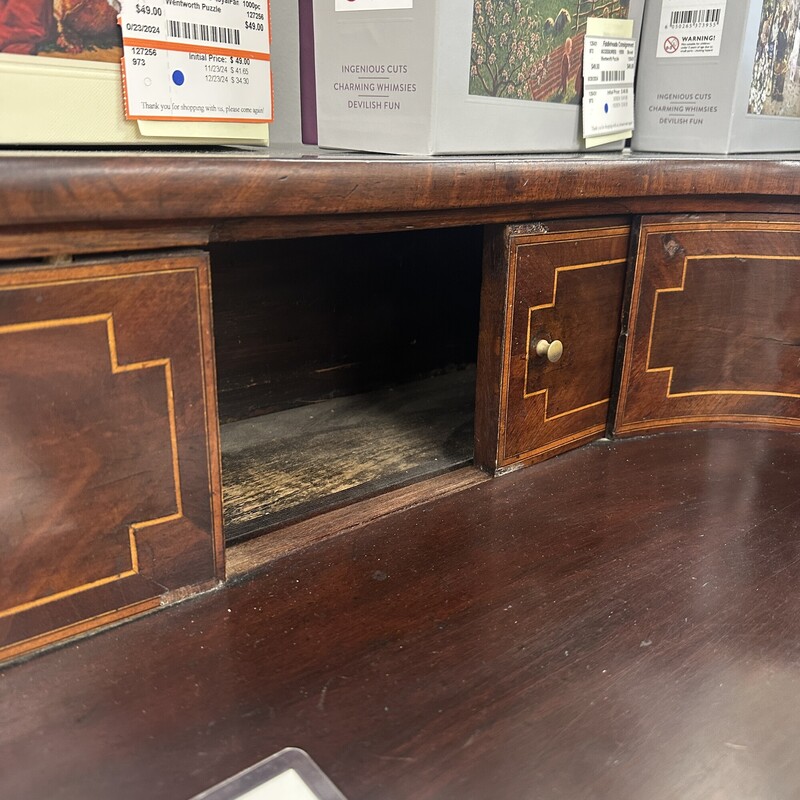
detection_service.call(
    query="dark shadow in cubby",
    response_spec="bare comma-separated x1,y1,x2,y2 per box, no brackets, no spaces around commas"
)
210,226,484,542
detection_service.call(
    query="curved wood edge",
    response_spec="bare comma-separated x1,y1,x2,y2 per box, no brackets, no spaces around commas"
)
1,151,799,228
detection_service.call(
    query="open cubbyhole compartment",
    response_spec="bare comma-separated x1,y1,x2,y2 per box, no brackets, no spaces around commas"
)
210,226,484,544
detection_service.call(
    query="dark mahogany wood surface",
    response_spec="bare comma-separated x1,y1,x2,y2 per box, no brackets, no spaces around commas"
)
2,428,799,800
0,150,799,249
0,253,223,661
615,214,800,435
477,219,629,471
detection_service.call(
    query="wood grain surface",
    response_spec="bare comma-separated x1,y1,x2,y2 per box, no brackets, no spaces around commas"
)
615,214,800,435
0,150,799,239
1,152,799,798
1,429,799,800
476,219,629,471
0,222,212,261
226,466,488,580
0,253,223,662
222,369,475,542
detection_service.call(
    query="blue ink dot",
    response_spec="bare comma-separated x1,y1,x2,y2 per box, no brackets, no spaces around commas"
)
172,70,185,86
604,103,609,113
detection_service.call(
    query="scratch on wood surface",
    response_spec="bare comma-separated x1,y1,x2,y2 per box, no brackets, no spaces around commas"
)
314,362,358,374
317,679,332,712
461,732,479,749
376,755,417,763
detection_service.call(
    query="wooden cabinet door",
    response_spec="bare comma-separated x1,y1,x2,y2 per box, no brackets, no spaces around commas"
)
0,252,222,662
476,218,630,472
614,215,800,436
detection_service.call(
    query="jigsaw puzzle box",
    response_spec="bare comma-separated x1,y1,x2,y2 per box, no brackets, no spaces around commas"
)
632,0,800,153
312,0,645,155
0,0,268,144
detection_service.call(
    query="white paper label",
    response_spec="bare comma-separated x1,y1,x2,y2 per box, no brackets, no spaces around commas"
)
582,35,636,138
120,0,272,121
335,0,413,10
656,0,727,58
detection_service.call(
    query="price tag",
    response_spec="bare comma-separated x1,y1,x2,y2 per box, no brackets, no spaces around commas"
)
582,17,636,147
119,0,272,122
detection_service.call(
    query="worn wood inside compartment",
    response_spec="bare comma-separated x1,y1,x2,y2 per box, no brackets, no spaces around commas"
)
222,368,476,542
212,229,483,542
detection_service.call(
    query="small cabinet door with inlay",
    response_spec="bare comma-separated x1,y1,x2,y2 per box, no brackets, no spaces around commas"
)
476,218,630,472
0,252,223,663
614,214,800,436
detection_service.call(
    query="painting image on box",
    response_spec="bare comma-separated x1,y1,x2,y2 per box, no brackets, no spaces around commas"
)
0,0,121,61
469,0,631,104
748,0,800,118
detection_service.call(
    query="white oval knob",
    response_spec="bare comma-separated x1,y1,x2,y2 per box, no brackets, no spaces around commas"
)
534,338,564,363
546,339,563,363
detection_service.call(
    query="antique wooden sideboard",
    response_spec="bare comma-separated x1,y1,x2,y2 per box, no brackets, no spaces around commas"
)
0,148,799,799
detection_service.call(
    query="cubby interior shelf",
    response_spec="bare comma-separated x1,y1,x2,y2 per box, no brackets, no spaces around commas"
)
210,226,484,543
221,367,476,542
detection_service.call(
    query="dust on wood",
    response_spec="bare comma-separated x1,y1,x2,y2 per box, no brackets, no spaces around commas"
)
222,368,476,541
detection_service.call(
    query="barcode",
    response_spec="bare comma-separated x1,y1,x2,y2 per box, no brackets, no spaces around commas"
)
601,69,627,82
669,8,721,26
167,19,241,45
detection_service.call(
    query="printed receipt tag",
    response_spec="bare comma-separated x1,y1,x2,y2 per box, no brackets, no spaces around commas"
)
582,17,635,147
119,0,272,122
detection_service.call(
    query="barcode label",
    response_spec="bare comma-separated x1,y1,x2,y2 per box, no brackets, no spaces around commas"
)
601,70,627,82
167,19,241,45
657,0,726,58
669,8,721,26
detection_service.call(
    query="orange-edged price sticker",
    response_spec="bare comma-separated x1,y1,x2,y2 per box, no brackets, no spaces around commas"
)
119,0,272,122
